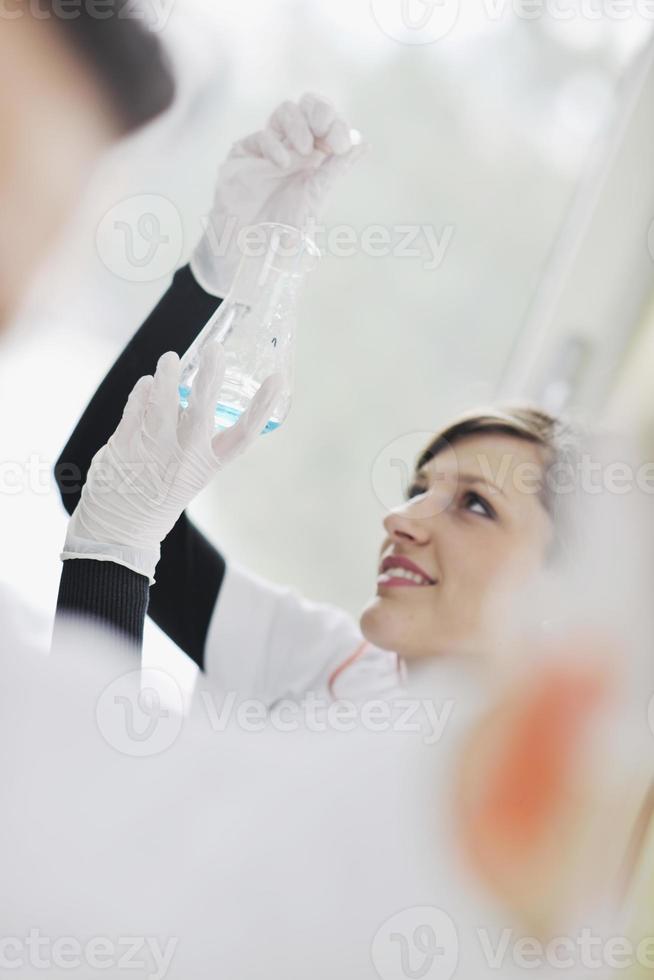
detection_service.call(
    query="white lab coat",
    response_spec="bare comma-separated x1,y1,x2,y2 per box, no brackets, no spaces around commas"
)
204,562,405,704
1,632,551,980
0,581,51,655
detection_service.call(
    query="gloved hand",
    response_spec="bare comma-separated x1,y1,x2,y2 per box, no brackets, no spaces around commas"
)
62,347,281,584
190,92,366,298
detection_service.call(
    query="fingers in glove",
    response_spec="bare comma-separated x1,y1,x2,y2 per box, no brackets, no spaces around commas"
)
143,351,182,443
108,374,153,451
257,127,291,169
270,100,314,157
299,92,336,139
178,343,226,450
312,138,367,196
323,116,355,156
212,373,283,462
230,133,266,161
120,374,153,430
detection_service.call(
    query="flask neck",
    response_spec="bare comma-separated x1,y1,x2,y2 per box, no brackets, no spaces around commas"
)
227,223,319,308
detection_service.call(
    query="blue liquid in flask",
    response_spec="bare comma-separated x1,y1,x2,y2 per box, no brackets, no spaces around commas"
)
179,385,280,434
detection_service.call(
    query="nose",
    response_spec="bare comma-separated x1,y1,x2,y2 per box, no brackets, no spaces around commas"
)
383,496,434,547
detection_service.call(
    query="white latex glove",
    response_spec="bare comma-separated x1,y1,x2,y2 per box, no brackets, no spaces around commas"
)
62,347,281,584
190,92,366,298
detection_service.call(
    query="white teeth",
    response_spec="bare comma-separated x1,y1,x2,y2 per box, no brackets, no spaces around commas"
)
379,566,432,585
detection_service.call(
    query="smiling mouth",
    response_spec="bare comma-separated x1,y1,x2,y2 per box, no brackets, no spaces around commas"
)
377,565,437,589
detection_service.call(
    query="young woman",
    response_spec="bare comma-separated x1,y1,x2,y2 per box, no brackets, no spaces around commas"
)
55,95,568,702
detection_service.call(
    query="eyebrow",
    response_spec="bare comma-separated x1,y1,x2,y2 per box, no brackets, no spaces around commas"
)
459,473,507,498
413,469,507,498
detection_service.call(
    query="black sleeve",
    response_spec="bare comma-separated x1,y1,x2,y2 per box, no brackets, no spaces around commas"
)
55,560,149,650
55,264,225,669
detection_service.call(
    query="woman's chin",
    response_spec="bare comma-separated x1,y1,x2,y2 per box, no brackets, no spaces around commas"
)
359,601,391,651
359,596,434,661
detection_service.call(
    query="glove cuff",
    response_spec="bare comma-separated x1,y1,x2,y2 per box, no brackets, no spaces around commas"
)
61,532,160,586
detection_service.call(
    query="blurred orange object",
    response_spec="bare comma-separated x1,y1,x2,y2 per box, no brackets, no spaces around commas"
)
455,638,650,937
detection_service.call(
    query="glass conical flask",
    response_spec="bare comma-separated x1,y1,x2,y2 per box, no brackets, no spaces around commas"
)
179,222,320,432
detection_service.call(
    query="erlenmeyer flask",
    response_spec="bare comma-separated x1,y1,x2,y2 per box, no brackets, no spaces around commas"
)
179,222,320,432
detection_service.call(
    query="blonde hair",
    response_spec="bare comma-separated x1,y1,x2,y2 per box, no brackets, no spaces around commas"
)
414,404,579,545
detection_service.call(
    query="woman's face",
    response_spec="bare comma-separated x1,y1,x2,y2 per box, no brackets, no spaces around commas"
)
360,432,553,661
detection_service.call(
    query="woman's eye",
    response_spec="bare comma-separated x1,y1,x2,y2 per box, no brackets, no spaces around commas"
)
462,490,495,519
407,482,427,500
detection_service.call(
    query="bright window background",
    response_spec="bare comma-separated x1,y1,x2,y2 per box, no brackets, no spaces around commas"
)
0,1,651,677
